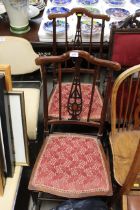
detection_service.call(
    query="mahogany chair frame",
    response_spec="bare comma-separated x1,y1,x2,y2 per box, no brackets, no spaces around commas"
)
48,7,110,57
29,50,121,210
109,12,140,73
48,8,110,87
37,50,120,137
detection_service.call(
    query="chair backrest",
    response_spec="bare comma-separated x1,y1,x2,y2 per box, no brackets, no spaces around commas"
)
0,36,39,75
109,12,140,69
35,50,120,139
110,64,140,210
111,64,140,136
48,7,110,58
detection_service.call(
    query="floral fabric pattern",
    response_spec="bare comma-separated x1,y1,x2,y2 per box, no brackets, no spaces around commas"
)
48,83,103,120
29,133,112,198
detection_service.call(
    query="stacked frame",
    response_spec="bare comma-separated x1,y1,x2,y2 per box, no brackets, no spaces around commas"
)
0,74,15,177
0,132,6,196
8,91,29,166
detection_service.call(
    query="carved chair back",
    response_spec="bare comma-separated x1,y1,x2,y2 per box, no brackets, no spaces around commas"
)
36,50,120,139
48,7,110,58
109,12,140,71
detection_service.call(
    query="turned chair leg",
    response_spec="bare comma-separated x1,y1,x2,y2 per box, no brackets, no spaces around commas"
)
36,199,42,210
31,191,41,210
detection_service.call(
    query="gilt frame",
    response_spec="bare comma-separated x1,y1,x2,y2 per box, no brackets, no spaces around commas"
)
0,64,12,91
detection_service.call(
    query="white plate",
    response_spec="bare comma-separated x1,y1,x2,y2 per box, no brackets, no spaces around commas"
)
43,20,69,34
28,5,40,19
0,3,6,15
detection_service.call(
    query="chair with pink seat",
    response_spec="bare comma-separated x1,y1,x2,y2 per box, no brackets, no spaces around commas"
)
28,49,121,209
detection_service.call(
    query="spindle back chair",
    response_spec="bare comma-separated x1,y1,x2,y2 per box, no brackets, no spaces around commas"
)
48,7,110,57
110,64,140,210
28,50,121,209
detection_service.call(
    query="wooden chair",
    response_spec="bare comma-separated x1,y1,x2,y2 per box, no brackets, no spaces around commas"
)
109,64,140,210
48,7,110,59
42,8,110,122
109,12,140,74
0,36,42,142
28,50,121,209
122,141,140,210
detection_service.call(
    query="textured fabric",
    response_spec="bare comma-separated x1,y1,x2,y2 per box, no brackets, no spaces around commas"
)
111,33,140,67
13,88,40,140
110,130,140,185
29,133,112,198
48,83,103,121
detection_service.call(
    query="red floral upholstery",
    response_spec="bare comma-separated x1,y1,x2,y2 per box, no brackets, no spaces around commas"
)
48,83,103,120
29,133,112,198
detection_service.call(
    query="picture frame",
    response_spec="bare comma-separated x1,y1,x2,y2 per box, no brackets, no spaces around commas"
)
8,91,29,166
0,64,12,91
0,131,6,196
0,75,15,177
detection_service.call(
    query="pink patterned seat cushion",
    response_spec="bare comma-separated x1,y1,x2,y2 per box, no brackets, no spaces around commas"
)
29,133,112,198
48,83,103,120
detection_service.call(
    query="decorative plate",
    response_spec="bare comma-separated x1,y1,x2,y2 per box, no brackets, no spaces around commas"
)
43,20,68,34
109,20,124,28
105,0,125,6
131,0,140,6
78,0,98,5
81,20,101,35
28,5,40,19
106,8,130,19
47,7,69,15
85,6,100,14
50,0,72,5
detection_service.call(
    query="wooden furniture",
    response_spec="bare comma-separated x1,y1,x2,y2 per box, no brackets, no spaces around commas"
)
48,8,110,87
109,12,140,73
48,7,110,58
110,64,140,210
122,141,140,210
0,8,109,55
28,50,120,209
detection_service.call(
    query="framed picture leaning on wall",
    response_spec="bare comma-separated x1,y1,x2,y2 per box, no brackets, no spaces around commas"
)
0,132,6,196
8,91,29,166
0,74,15,177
